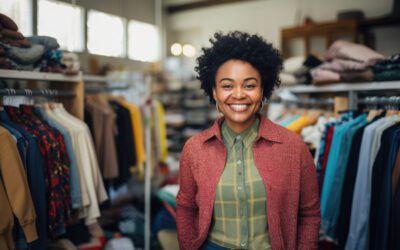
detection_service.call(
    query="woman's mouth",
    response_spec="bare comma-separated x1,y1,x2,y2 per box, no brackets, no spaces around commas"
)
228,104,250,112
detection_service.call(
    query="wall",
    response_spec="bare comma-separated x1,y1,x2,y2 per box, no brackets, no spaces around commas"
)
166,0,399,63
55,0,156,73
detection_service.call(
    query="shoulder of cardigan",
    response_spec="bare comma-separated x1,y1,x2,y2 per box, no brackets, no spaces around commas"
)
199,114,284,144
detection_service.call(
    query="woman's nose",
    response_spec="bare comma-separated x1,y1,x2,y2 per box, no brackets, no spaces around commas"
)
233,87,245,98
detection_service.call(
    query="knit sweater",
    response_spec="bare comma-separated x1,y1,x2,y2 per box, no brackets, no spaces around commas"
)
176,115,320,250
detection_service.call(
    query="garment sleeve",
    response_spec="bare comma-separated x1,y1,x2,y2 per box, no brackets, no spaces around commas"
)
0,130,38,242
176,141,199,250
297,143,321,250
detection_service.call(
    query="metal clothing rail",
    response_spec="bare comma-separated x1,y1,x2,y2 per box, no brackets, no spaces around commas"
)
357,96,400,109
84,86,129,94
270,97,335,106
0,88,75,97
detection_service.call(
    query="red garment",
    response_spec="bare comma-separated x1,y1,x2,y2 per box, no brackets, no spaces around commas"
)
319,126,335,195
176,115,320,250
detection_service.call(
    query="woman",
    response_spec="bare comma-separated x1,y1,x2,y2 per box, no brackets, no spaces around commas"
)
176,31,320,250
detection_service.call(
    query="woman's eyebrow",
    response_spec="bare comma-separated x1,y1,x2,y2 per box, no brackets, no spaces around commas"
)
219,77,234,83
243,77,258,82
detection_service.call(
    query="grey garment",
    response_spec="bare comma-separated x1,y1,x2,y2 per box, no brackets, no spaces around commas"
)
27,36,60,53
345,118,386,250
1,41,45,65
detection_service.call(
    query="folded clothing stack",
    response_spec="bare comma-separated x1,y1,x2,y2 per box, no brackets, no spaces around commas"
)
0,13,79,74
280,55,322,86
311,40,385,85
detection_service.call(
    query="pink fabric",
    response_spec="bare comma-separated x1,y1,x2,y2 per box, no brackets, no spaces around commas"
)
176,115,320,250
324,40,384,63
319,58,370,72
311,68,341,85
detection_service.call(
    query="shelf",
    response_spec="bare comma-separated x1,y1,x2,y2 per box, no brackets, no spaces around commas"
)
278,81,400,94
82,74,108,83
0,69,82,82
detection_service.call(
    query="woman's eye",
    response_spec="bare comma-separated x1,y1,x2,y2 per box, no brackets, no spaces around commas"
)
244,84,256,89
222,84,233,89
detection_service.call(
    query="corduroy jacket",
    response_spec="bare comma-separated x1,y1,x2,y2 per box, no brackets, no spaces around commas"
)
176,115,320,250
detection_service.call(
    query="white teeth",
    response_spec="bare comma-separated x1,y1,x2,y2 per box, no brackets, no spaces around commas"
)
230,104,249,112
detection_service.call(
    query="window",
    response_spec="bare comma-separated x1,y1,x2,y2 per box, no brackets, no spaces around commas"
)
38,0,84,52
0,0,32,36
87,10,126,57
128,20,159,62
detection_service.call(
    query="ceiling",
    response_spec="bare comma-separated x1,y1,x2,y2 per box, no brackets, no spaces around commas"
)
163,0,263,14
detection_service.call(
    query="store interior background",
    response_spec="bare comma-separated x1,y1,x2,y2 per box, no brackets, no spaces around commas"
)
1,0,400,250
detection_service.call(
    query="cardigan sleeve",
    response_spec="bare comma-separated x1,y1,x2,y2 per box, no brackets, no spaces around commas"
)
297,142,321,250
176,140,199,250
0,128,38,243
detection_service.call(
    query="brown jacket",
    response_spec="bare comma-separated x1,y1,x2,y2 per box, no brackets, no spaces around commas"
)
176,115,321,250
0,126,37,249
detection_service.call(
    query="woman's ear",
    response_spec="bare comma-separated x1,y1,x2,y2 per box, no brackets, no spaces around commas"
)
212,88,217,101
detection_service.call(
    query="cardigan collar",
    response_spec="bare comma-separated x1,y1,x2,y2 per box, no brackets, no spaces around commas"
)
201,114,283,144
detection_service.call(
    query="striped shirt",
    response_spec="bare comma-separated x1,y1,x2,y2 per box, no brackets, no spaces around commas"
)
208,118,271,249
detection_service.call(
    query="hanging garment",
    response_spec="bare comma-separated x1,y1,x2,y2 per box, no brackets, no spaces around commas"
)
153,100,168,164
0,126,38,250
109,100,136,186
116,99,146,173
5,105,71,237
85,97,119,180
0,111,47,250
369,122,400,250
49,104,108,225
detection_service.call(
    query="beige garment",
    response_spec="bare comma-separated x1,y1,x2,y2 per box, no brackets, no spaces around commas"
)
42,104,91,209
0,126,38,249
47,104,108,225
85,97,119,179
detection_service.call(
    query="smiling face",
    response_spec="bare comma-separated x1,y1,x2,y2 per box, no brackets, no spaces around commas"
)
213,59,263,133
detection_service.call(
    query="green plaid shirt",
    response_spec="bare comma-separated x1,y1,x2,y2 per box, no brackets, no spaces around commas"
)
208,118,271,249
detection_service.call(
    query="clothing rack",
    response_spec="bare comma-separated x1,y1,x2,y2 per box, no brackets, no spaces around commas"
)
0,88,76,97
270,97,334,106
357,96,400,105
84,86,129,94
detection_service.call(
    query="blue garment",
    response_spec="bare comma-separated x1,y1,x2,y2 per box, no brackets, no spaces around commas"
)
393,177,400,250
152,207,176,235
345,117,386,250
369,123,400,250
34,107,82,209
0,111,47,250
320,114,367,237
279,114,300,127
27,36,60,53
201,241,230,250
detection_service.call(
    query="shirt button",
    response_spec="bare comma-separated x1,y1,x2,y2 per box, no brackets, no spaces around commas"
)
241,242,246,247
236,135,241,140
238,186,242,190
237,160,242,164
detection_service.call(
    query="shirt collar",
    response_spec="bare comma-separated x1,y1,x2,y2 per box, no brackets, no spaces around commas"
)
221,118,259,148
202,114,283,144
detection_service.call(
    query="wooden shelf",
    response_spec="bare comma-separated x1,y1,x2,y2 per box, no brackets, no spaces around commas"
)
0,69,84,120
0,69,82,82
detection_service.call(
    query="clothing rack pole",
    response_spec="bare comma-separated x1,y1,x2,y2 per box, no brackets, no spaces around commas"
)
144,76,152,250
84,86,129,94
0,88,75,97
270,97,335,106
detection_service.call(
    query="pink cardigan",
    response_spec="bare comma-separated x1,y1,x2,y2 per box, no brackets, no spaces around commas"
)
176,115,320,250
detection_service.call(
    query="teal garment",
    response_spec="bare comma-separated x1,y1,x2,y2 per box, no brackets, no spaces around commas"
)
34,107,82,209
280,114,301,127
157,190,177,209
321,114,367,237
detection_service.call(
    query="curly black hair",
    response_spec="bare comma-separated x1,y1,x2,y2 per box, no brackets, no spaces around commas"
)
195,31,283,104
